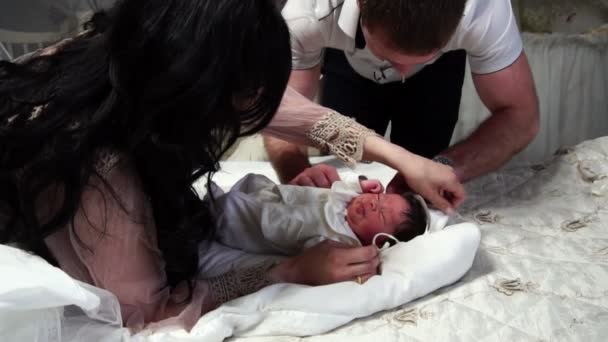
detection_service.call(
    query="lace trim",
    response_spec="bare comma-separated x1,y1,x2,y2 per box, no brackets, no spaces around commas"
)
94,149,121,176
207,261,277,306
305,112,379,167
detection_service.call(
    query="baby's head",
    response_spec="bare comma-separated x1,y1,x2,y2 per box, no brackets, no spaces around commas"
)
346,192,427,246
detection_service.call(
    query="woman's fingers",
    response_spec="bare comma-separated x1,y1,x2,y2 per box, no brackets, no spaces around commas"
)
424,185,465,214
434,174,466,212
344,258,380,279
426,192,453,214
358,273,376,284
283,241,381,285
403,159,466,213
335,244,379,265
336,245,380,282
323,241,380,281
444,183,466,208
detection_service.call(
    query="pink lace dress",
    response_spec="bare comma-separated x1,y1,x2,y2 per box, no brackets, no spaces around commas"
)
40,87,377,332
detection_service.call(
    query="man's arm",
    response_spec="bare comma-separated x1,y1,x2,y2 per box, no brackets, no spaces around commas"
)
442,52,539,182
264,65,335,185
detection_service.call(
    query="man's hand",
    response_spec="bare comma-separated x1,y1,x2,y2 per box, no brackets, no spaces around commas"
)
289,164,341,188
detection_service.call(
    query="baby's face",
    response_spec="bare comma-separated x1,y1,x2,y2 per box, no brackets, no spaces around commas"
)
346,193,410,245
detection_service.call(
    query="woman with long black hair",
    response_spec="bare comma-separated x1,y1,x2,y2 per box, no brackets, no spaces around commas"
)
0,0,464,331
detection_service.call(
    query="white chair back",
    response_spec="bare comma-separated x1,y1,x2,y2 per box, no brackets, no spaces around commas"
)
0,29,66,61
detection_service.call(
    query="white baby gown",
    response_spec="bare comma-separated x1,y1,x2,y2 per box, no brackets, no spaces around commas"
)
207,173,365,255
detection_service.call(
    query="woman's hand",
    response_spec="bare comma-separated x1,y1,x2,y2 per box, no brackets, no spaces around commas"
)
398,155,465,213
269,240,380,285
362,136,465,213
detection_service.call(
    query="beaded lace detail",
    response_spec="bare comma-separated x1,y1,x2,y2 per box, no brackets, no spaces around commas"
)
208,261,276,306
305,112,379,167
94,149,121,176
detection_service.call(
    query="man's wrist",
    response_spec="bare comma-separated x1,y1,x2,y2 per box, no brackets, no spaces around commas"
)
432,155,455,167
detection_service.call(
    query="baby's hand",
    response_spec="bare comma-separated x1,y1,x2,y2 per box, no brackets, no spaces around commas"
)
359,179,384,194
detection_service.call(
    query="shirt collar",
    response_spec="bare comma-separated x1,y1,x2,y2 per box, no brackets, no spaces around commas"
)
337,0,360,40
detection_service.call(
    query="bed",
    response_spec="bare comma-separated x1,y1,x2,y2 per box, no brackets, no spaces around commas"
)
203,137,608,342
2,136,607,342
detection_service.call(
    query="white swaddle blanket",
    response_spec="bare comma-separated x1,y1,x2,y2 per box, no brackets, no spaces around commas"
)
188,222,481,341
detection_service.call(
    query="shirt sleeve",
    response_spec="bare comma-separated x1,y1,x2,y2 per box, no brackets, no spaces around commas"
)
282,3,328,69
455,0,524,74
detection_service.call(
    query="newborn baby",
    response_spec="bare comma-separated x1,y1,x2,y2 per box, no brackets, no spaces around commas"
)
207,173,429,256
344,181,426,246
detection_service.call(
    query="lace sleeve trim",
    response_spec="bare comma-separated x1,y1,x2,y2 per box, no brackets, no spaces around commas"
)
207,261,277,306
305,112,379,167
94,149,122,176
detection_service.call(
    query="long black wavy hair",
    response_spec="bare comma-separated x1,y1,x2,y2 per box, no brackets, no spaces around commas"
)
0,0,291,288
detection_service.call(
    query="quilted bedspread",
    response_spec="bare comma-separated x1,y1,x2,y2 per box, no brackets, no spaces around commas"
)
225,137,608,341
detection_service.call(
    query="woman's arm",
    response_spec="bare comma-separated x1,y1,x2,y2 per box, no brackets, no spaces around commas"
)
66,155,205,330
362,135,465,212
198,240,381,312
264,87,465,212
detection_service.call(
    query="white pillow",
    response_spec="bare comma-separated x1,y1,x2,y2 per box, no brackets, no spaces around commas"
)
0,245,125,342
0,244,100,311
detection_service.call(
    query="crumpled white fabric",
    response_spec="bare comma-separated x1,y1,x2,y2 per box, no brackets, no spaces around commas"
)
0,244,127,342
187,223,480,341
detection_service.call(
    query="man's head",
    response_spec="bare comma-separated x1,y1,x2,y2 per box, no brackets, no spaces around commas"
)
359,0,467,75
346,192,427,246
